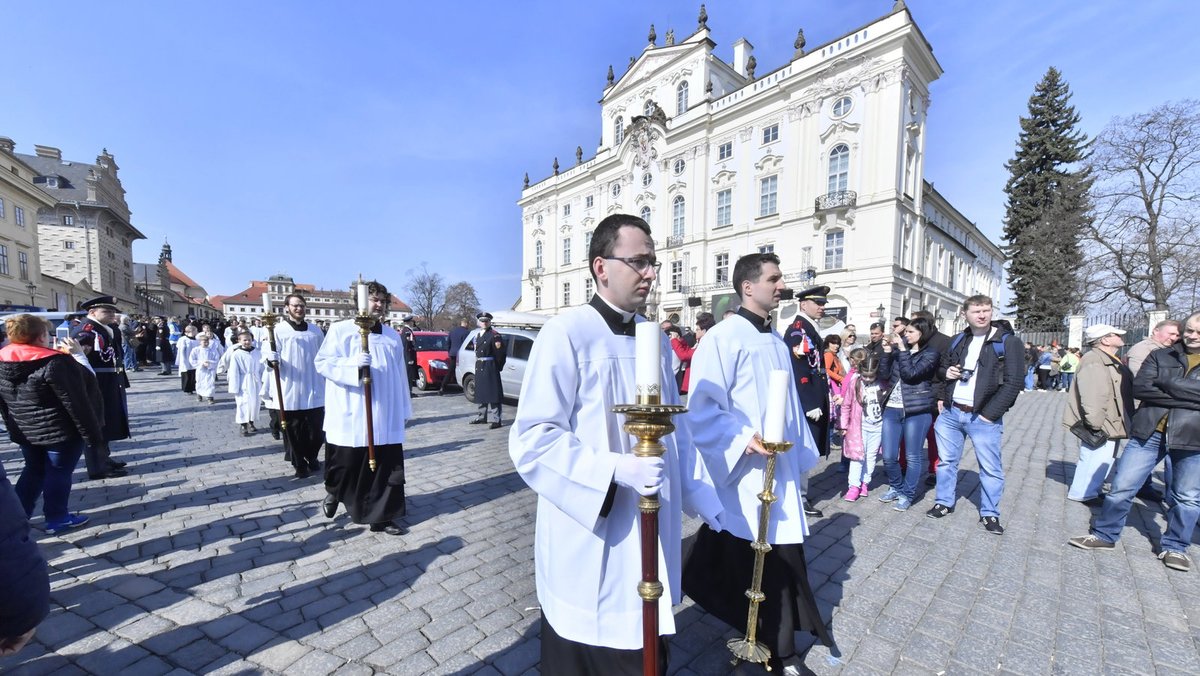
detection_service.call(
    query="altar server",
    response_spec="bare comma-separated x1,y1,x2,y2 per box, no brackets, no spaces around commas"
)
262,293,326,479
189,332,220,403
510,214,723,675
226,330,264,436
175,325,199,394
314,280,412,536
683,252,832,674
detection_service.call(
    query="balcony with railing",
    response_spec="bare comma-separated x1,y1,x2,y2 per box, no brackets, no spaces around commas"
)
664,234,685,249
815,190,857,211
527,267,544,279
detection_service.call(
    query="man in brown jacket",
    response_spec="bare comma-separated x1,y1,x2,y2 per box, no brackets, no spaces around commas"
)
1063,325,1134,503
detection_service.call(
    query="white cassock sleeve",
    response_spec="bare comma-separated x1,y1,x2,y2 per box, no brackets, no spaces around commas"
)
686,332,759,488
315,332,364,389
509,320,618,529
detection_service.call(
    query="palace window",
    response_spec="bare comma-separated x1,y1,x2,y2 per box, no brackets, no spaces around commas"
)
832,96,853,117
718,142,732,160
759,175,778,217
824,230,845,269
562,282,571,306
585,195,593,208
585,278,593,299
614,117,624,145
673,158,686,175
0,245,8,275
62,215,74,226
585,231,593,253
611,183,621,198
19,251,29,280
715,253,729,284
534,286,542,309
535,240,543,268
716,189,732,227
14,206,24,228
642,172,652,188
563,204,571,217
64,241,75,250
672,196,685,237
0,198,5,218
562,237,571,266
640,206,651,224
827,144,850,193
762,124,779,144
676,81,689,115
759,244,775,254
670,260,683,291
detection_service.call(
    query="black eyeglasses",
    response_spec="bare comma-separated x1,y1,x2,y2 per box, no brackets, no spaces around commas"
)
603,256,662,274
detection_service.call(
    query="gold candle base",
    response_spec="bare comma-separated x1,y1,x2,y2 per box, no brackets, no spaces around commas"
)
728,439,793,670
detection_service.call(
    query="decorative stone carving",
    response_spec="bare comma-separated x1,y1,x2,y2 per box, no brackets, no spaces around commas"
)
739,127,754,142
523,173,530,189
631,123,661,169
711,169,737,187
576,146,583,164
746,55,757,79
665,29,675,46
705,79,713,94
812,56,881,98
754,153,784,173
787,102,816,121
607,65,614,87
794,29,806,58
629,56,636,70
648,24,656,45
697,4,707,30
553,157,559,175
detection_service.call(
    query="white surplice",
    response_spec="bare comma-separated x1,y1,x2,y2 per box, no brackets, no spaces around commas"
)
315,319,411,446
686,312,820,545
189,344,221,397
227,347,265,424
508,304,722,650
174,335,197,372
261,320,325,411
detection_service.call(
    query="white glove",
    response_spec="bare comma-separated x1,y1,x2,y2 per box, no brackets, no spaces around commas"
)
357,353,372,368
806,407,823,421
262,349,278,363
614,455,664,497
703,509,725,533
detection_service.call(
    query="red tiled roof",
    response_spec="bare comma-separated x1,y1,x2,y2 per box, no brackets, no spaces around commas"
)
165,260,202,291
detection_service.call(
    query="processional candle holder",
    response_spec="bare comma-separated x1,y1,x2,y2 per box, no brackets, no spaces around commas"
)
260,310,288,433
612,385,687,676
727,439,793,671
352,311,378,471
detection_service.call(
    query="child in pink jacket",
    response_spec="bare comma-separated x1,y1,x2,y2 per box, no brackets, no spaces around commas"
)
840,351,884,501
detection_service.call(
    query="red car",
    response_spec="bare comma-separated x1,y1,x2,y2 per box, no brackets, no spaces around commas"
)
412,331,450,390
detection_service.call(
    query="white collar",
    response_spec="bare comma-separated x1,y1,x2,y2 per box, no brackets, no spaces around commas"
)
596,293,636,323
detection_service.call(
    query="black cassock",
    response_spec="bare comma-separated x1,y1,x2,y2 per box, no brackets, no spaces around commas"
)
474,328,506,404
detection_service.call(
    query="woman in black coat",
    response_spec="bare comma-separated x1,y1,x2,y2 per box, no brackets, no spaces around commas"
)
0,315,105,534
878,316,941,511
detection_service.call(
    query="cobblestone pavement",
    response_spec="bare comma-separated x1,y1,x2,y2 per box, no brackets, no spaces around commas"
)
2,374,1199,675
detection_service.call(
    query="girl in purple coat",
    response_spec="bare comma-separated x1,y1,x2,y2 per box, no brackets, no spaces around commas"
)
840,351,884,501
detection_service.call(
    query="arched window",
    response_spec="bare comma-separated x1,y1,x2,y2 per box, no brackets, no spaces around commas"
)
535,240,543,269
827,144,850,194
614,117,624,145
640,206,651,224
672,196,686,237
676,81,689,115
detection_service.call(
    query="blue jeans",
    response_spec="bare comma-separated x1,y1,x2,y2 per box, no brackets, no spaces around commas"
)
14,439,85,522
934,406,1005,517
881,409,932,501
1059,372,1075,390
123,344,137,371
1093,433,1200,553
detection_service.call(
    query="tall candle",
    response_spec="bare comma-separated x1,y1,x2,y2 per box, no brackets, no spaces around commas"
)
261,291,271,314
357,283,369,314
635,321,661,396
763,369,790,443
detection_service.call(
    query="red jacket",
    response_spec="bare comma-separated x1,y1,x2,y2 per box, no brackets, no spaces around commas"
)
670,336,696,393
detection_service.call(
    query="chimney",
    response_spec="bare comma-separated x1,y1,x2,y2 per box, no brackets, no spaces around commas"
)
732,38,754,78
0,137,14,154
34,145,63,160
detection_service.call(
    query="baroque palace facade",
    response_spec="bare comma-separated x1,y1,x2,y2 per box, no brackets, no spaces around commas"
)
516,4,1003,332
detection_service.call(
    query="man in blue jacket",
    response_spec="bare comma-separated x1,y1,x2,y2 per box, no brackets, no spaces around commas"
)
926,295,1024,534
0,464,49,657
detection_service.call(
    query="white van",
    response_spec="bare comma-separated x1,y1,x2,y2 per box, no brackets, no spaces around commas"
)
456,311,548,403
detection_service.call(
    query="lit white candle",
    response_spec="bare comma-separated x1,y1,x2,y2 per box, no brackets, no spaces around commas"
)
261,291,271,314
357,283,369,314
763,369,790,443
635,321,661,396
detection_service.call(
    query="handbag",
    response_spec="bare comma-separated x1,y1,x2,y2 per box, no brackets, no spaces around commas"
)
1069,420,1108,448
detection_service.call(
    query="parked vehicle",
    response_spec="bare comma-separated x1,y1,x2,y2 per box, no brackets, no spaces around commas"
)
457,311,547,403
412,331,450,390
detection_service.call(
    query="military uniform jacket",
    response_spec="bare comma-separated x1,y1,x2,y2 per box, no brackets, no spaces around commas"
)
784,315,829,414
71,319,130,441
474,328,506,404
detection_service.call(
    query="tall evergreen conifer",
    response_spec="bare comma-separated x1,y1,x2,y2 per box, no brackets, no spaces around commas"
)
1001,67,1092,328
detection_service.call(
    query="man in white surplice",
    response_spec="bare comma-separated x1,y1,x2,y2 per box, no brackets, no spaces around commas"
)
682,253,832,673
510,214,723,675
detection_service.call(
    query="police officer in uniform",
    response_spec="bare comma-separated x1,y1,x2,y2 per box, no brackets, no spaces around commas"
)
469,312,506,429
72,296,130,479
784,285,831,518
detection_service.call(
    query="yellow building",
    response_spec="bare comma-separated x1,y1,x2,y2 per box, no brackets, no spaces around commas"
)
0,137,56,309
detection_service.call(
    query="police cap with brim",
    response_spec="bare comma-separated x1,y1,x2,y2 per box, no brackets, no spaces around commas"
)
78,295,119,312
476,312,494,321
795,285,830,305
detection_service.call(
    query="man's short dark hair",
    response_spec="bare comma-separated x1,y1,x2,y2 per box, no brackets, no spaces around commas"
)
696,312,716,331
588,214,652,281
285,293,306,306
366,281,389,300
893,316,910,326
870,322,884,332
911,309,935,323
732,253,780,297
961,294,993,312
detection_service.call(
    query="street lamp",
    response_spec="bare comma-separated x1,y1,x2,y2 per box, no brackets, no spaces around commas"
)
25,281,37,308
877,303,886,320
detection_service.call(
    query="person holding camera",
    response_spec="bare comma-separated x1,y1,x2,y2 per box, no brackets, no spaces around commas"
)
1062,325,1134,504
876,317,940,512
927,295,1024,534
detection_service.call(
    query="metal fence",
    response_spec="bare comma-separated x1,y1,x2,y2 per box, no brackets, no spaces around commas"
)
1012,311,1151,358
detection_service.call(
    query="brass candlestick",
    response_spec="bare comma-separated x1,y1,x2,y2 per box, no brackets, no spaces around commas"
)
352,311,378,471
728,439,793,671
260,311,288,433
612,391,687,676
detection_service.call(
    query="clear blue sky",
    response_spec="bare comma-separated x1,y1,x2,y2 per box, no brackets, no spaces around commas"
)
5,1,1197,311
